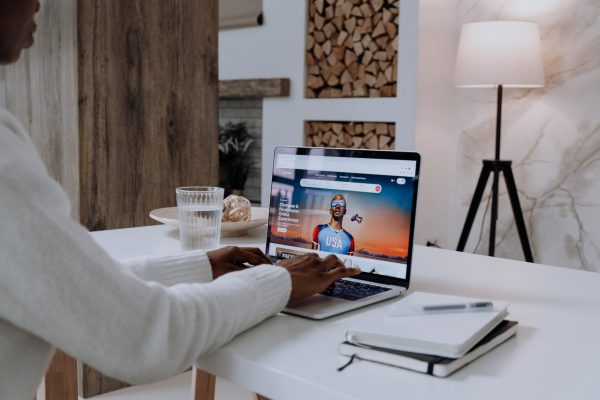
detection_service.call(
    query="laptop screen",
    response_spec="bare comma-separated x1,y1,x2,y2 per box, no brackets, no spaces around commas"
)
265,147,420,285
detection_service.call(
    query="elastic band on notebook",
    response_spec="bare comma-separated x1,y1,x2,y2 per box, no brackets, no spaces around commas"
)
427,362,434,375
337,354,357,372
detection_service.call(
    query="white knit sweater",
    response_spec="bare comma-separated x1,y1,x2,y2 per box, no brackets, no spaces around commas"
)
0,107,291,399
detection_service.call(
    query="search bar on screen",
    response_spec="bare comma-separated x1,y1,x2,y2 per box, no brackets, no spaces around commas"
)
300,179,382,193
275,154,417,177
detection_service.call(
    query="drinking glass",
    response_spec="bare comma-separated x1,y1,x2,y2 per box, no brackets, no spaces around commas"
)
176,186,224,251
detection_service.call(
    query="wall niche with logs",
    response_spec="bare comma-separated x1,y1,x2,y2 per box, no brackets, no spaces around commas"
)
304,121,395,150
305,0,399,98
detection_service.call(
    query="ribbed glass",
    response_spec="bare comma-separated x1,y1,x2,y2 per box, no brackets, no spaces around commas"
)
176,186,224,251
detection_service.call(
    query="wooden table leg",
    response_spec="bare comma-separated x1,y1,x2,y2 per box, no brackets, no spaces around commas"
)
192,368,216,400
191,367,270,400
45,350,78,400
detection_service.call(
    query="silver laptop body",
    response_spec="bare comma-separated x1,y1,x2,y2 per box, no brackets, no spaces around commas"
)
265,147,421,319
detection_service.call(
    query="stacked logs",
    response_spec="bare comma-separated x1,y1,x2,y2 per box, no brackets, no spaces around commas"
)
305,0,399,98
304,121,395,150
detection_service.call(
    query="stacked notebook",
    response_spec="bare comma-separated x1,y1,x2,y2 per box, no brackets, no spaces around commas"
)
337,291,517,377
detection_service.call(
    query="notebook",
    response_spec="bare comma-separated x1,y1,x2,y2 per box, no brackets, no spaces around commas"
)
265,147,421,319
345,291,509,358
338,320,518,377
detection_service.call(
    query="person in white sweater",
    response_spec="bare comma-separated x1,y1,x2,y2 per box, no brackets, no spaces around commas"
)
0,2,361,399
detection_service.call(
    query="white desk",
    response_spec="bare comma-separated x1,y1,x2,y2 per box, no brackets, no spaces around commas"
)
92,225,600,400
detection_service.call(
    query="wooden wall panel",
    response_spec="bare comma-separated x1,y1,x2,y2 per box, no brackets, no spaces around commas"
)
1,0,79,218
78,0,219,231
78,0,219,396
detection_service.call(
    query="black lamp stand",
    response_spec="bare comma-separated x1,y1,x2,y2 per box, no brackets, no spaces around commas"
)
456,85,534,262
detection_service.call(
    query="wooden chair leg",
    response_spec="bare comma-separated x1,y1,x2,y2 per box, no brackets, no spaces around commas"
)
81,364,129,397
192,368,216,400
45,350,78,400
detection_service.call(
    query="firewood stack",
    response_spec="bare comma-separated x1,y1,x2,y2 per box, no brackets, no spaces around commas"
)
305,0,399,98
305,121,395,149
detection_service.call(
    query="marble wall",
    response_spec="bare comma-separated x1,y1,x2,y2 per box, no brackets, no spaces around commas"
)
449,0,600,270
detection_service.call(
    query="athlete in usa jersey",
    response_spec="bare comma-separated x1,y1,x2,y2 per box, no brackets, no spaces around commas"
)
311,194,355,255
312,224,355,255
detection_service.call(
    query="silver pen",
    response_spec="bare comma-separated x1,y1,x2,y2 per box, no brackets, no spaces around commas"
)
387,301,494,317
422,301,493,312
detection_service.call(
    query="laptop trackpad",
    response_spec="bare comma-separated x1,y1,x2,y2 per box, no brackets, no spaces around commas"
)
286,293,350,313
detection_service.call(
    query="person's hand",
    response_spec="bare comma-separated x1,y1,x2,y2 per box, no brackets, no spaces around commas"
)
277,253,361,303
207,246,272,279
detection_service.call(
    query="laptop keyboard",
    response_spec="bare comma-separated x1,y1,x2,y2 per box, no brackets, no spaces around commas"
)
320,280,391,301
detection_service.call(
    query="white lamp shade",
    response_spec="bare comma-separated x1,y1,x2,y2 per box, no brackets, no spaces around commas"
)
455,21,545,88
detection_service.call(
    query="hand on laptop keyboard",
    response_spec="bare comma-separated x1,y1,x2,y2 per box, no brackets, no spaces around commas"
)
277,253,361,304
321,279,391,301
207,246,273,279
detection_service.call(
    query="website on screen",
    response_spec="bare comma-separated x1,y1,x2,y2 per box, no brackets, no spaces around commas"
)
267,153,416,279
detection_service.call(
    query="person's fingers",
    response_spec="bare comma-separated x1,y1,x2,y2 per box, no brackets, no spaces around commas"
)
293,252,319,264
322,254,339,263
240,247,273,264
321,254,344,271
325,266,362,279
300,252,319,262
226,263,247,272
238,248,272,265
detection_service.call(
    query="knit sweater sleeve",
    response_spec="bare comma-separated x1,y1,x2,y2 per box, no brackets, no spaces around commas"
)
0,118,291,384
120,252,214,286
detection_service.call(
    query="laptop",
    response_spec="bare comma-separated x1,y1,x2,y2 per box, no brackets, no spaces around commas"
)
265,146,420,319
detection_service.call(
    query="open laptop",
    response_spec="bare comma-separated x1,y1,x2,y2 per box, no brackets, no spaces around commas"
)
265,146,420,319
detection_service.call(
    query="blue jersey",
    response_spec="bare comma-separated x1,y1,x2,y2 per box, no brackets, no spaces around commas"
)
312,224,355,255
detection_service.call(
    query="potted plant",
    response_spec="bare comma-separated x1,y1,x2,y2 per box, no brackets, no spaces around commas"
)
218,122,254,196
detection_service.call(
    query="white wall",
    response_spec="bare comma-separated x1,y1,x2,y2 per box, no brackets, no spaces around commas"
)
222,0,600,269
414,0,459,247
219,0,420,207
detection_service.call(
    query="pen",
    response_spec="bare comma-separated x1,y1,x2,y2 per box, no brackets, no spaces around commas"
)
387,301,494,317
422,301,493,312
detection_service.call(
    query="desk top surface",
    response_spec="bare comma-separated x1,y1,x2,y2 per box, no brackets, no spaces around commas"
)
91,224,600,400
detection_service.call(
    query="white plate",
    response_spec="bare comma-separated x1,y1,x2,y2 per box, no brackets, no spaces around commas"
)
149,206,269,237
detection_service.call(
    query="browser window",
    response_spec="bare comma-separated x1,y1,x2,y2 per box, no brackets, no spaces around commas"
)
267,151,417,279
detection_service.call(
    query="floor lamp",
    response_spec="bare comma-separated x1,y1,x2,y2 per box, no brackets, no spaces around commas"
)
454,21,545,262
